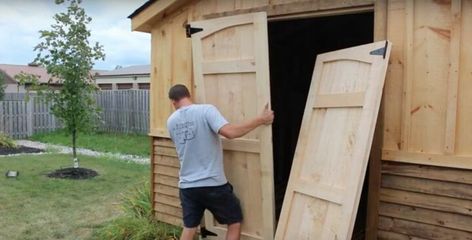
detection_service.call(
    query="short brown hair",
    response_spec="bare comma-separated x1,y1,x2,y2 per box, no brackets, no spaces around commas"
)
168,84,190,101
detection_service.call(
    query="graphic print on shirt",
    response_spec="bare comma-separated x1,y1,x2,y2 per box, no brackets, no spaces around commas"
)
173,121,196,144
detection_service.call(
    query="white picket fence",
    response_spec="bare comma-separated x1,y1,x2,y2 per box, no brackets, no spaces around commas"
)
0,90,150,139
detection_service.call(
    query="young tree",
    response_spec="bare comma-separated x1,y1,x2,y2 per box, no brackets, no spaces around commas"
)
28,0,105,167
0,72,5,101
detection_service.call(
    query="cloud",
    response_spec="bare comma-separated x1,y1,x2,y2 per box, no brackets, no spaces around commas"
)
0,0,150,70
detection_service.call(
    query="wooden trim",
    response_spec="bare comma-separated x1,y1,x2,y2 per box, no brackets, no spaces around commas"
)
130,0,188,32
221,138,260,153
313,92,365,108
202,59,256,74
444,0,462,154
293,180,344,205
382,150,472,170
201,3,374,22
268,5,374,22
401,0,414,151
150,136,156,217
149,128,171,138
366,1,388,238
373,0,387,41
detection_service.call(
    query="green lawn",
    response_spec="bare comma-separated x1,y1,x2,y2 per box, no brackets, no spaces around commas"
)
30,130,150,157
0,154,149,240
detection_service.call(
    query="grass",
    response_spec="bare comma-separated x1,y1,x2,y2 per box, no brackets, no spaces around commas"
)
0,154,149,240
30,130,150,157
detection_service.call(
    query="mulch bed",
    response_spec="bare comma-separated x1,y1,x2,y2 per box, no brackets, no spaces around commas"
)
47,167,98,180
0,146,43,155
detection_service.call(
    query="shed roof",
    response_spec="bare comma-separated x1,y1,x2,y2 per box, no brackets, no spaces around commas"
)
129,0,188,32
128,0,156,19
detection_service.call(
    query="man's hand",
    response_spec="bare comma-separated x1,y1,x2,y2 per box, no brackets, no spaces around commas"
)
219,103,275,139
259,103,274,125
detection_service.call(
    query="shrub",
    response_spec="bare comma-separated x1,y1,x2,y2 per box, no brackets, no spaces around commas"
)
0,132,17,148
93,181,181,240
94,217,180,240
122,181,153,220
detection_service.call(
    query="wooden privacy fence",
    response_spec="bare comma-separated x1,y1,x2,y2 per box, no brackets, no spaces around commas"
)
95,90,150,134
0,90,150,138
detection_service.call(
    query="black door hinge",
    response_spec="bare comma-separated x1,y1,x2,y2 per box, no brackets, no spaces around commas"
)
369,41,388,59
186,24,203,38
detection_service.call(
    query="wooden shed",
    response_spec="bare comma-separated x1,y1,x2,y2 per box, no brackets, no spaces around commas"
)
129,0,472,239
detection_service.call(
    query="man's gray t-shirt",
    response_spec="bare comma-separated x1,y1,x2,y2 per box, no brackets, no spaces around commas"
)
167,104,229,189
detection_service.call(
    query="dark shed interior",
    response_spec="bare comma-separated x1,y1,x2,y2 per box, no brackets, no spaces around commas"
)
268,12,374,238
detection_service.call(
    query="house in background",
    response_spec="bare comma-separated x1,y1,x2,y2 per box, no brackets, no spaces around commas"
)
0,63,61,92
95,65,150,90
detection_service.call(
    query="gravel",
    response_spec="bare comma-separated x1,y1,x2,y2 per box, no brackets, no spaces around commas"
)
8,140,150,164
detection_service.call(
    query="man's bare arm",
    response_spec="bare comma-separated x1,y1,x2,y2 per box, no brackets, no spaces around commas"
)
219,104,274,139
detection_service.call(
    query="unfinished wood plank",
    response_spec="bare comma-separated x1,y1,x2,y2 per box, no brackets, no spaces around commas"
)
292,180,344,205
379,202,472,232
381,161,472,185
379,188,472,216
154,174,179,187
366,117,384,240
382,150,472,170
445,0,462,154
202,59,256,74
381,174,472,200
155,184,179,197
155,155,180,168
378,230,428,240
155,202,183,218
154,146,178,158
155,193,181,208
190,12,274,240
378,216,472,240
313,92,365,108
156,212,183,227
221,138,260,153
154,165,180,177
154,137,175,147
275,41,391,240
400,0,413,151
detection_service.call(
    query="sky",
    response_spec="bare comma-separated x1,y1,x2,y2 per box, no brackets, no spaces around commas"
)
0,0,150,70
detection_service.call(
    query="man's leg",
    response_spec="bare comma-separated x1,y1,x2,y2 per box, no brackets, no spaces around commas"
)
226,222,241,240
180,227,198,240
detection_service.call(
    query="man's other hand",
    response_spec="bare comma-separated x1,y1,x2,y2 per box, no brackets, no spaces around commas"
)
259,103,274,125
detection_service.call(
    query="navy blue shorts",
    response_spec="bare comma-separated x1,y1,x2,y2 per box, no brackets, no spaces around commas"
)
179,182,243,228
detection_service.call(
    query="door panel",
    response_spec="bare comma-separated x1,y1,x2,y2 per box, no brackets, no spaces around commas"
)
190,12,274,240
275,41,392,240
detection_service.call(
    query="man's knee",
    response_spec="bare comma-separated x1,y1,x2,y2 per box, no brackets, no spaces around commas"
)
180,227,198,240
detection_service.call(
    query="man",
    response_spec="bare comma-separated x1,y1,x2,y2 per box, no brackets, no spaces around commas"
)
167,84,274,240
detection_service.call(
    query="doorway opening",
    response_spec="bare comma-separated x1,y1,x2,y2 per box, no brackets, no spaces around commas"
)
268,11,374,238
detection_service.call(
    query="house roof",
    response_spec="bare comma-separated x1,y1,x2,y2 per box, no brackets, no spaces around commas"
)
0,69,17,84
0,64,53,84
96,65,150,77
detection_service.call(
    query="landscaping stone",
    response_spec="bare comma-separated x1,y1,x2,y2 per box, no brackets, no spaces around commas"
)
0,146,43,155
14,140,150,164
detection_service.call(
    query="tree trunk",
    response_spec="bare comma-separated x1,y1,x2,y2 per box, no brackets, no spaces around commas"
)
72,129,79,168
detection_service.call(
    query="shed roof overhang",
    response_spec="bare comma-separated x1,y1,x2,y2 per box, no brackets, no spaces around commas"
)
129,0,189,32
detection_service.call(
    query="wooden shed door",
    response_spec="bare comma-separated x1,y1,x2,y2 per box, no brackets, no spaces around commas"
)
189,12,274,240
275,41,391,240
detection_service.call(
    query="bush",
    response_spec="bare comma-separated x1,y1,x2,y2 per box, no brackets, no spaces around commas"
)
122,181,154,220
94,217,180,240
0,132,17,148
93,181,181,240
